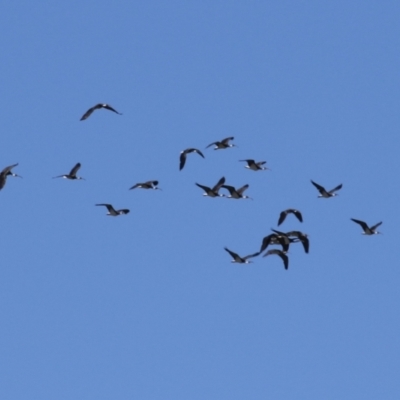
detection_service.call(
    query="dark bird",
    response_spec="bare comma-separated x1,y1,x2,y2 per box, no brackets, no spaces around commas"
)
53,163,85,180
96,204,130,216
0,163,22,190
222,184,252,199
311,180,342,198
284,230,310,254
80,104,122,120
179,148,205,170
259,233,290,254
206,137,236,150
277,209,303,226
351,219,382,235
239,159,268,171
195,177,226,197
129,181,161,190
224,247,260,264
263,249,289,270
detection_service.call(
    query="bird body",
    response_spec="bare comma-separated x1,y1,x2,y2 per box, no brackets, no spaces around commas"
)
179,148,205,170
80,103,122,120
96,204,130,216
195,177,225,197
53,163,85,180
206,137,236,150
239,159,268,171
351,219,382,235
311,180,342,198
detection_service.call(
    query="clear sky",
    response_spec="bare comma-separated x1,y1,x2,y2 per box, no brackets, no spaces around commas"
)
1,1,399,399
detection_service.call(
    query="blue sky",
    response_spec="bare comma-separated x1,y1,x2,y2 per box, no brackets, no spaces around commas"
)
1,1,399,398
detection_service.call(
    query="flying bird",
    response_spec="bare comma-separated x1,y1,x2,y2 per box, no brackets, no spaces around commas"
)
239,159,268,171
222,184,252,199
95,204,130,216
224,247,260,264
129,181,161,190
80,103,122,120
263,249,289,270
179,148,205,170
53,163,85,180
351,219,382,235
311,180,342,198
195,177,226,197
259,233,290,254
0,163,22,190
277,209,303,226
284,230,310,253
206,137,236,150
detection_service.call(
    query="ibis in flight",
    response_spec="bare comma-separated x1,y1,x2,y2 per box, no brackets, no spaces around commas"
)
351,219,382,235
239,159,268,171
179,148,205,170
80,103,122,120
53,163,85,180
195,177,226,197
96,204,130,216
277,209,303,226
222,184,252,199
130,181,161,190
311,180,342,198
206,137,236,150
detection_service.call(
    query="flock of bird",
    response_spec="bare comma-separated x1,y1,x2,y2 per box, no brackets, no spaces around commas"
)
1,103,382,270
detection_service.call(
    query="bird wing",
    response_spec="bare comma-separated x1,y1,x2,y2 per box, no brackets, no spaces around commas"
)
0,175,6,189
179,152,187,170
224,247,239,259
1,163,18,175
69,163,81,176
277,210,288,226
260,234,275,253
300,236,309,253
244,251,260,260
371,221,382,231
195,183,210,192
221,137,234,144
80,105,97,120
206,141,218,148
311,180,326,193
351,218,369,231
96,203,114,212
239,159,253,164
292,209,303,222
118,209,130,215
221,185,235,195
264,250,289,269
103,104,122,115
329,183,343,194
256,161,267,166
212,177,226,191
193,149,205,158
237,184,249,195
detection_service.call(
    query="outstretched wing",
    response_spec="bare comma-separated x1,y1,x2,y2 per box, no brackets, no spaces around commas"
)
179,152,187,170
328,183,342,194
371,221,382,231
80,105,98,120
311,180,325,192
351,218,369,231
221,137,234,144
102,104,122,115
237,184,249,195
69,163,81,176
224,247,239,260
212,177,226,192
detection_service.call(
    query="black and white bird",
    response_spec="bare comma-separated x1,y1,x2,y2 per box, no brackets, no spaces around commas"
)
95,204,130,216
277,209,303,226
195,177,226,197
129,181,161,190
351,219,382,235
311,180,342,198
0,163,22,190
259,232,290,254
179,148,205,170
80,103,122,120
263,249,289,270
224,247,260,264
53,163,85,180
239,159,268,171
206,137,236,150
222,184,252,199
